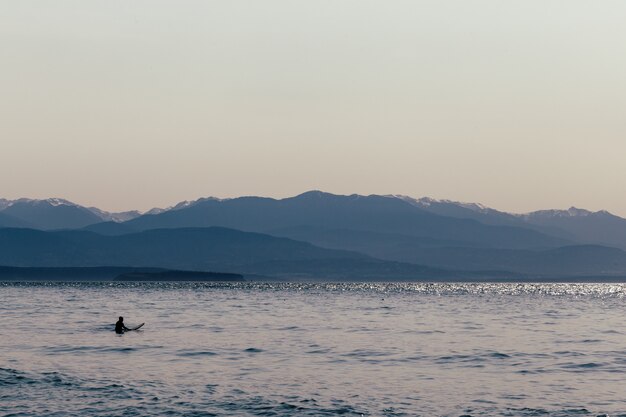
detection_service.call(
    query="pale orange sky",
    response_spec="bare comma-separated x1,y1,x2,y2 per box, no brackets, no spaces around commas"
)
1,1,625,214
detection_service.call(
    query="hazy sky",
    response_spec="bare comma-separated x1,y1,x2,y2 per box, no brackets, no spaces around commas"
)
1,1,625,213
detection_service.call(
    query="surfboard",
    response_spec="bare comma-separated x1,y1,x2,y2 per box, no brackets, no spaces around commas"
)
129,323,144,331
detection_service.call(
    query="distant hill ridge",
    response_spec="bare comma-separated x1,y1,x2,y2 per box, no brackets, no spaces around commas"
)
0,226,494,280
92,191,568,250
1,225,626,280
0,191,626,249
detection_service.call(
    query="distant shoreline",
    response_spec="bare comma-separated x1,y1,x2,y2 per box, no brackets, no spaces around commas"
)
0,266,244,282
0,266,624,283
115,270,244,282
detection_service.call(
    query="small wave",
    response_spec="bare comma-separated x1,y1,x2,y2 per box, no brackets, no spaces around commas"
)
402,329,446,335
216,394,367,416
553,351,585,357
342,349,393,358
435,351,513,365
306,348,332,354
46,345,139,354
562,362,604,369
1,369,79,389
177,350,218,357
277,325,301,331
487,352,511,359
0,368,29,386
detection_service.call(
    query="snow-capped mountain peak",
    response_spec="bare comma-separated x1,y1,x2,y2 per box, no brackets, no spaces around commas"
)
0,198,143,224
522,207,597,219
0,198,11,210
87,207,142,223
390,195,491,213
44,198,75,207
6,198,77,208
566,207,593,217
144,197,224,216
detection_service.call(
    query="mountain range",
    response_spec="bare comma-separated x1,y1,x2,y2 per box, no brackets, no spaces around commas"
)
1,191,626,280
0,198,140,229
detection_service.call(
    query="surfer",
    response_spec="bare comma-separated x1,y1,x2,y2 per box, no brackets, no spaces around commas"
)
115,316,131,334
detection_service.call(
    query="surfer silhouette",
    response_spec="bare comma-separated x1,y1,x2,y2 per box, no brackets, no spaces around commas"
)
115,316,130,334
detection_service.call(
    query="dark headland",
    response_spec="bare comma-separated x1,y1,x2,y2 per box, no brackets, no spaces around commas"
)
114,270,244,282
0,266,244,282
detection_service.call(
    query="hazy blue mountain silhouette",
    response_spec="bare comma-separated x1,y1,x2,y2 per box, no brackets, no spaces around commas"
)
363,244,626,276
269,225,626,276
269,226,484,255
522,208,626,250
0,227,358,268
0,227,471,280
8,193,626,251
114,191,568,249
1,226,625,279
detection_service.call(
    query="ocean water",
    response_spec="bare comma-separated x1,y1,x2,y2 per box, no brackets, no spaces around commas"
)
1,282,625,417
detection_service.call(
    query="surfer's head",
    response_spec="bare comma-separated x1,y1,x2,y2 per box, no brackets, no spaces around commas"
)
119,316,123,322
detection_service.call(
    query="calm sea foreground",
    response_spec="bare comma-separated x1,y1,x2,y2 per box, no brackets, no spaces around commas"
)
1,282,625,417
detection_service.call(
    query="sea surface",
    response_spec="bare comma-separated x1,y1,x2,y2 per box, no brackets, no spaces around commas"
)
1,282,625,417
